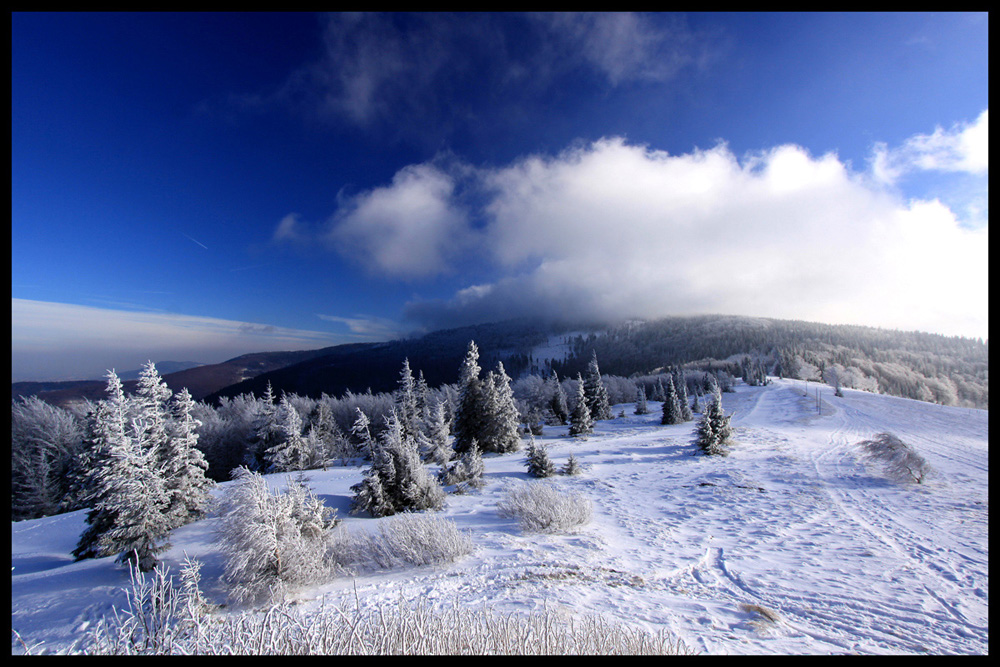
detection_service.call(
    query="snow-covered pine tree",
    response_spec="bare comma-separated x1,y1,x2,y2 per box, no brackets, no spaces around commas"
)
162,388,214,529
634,386,649,415
247,382,282,472
74,370,132,562
438,439,484,489
694,394,732,456
691,393,701,414
569,374,594,437
583,352,612,421
134,361,173,464
350,407,375,460
481,362,521,454
524,437,555,478
547,370,570,425
660,376,683,425
265,396,309,473
675,372,693,421
395,358,420,440
350,411,444,517
97,416,172,571
453,341,487,454
421,399,453,466
561,453,583,476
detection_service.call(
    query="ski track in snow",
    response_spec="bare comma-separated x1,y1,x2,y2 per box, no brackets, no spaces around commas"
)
11,379,988,654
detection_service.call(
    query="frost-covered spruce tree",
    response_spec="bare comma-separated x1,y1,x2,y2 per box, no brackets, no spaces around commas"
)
453,341,487,455
163,388,214,528
350,407,375,460
481,362,521,454
561,453,583,476
634,386,649,415
525,437,555,478
265,396,309,473
583,352,612,421
351,411,444,517
569,374,594,437
97,417,173,572
134,361,173,462
547,370,570,425
691,392,701,414
677,375,693,421
694,394,732,456
438,439,484,489
74,370,132,561
421,399,453,465
661,377,683,425
247,382,282,472
395,358,420,440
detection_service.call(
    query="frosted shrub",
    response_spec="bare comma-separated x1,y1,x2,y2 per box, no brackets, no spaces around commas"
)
351,513,474,570
496,481,592,533
858,432,932,484
85,588,694,654
217,468,341,606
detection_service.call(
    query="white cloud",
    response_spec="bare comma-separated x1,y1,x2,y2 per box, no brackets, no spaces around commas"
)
326,162,472,279
273,213,307,242
11,299,345,382
316,313,403,340
872,109,989,184
399,135,986,339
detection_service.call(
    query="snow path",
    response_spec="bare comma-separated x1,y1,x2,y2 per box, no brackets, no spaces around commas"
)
11,379,988,654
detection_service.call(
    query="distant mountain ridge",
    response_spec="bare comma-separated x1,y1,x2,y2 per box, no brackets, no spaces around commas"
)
12,315,988,409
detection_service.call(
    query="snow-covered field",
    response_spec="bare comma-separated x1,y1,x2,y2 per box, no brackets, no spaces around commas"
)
11,378,988,654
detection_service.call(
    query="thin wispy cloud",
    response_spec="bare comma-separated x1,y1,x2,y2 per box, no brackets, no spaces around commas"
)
11,299,348,382
242,12,714,137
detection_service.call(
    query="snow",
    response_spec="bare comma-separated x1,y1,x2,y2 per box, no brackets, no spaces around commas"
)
11,378,988,654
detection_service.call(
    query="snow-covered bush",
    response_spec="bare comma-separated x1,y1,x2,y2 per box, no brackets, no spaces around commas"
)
350,513,474,570
496,481,592,533
857,432,932,484
217,468,341,606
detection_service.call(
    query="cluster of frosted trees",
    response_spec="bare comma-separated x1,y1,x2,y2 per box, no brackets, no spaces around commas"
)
71,363,215,571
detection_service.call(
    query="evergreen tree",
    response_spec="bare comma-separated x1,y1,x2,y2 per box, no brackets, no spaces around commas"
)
163,388,214,528
583,352,612,421
634,386,649,415
265,396,309,473
678,377,693,421
524,437,555,478
247,382,281,472
74,370,131,562
421,399,453,466
438,439,484,489
547,370,570,425
453,341,487,454
395,358,420,440
481,361,521,454
74,370,172,571
660,376,683,425
350,411,445,517
561,453,583,476
691,392,701,414
694,394,732,456
568,374,594,437
97,418,172,571
350,407,375,460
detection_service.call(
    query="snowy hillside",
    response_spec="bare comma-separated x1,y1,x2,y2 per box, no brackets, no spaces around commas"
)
11,378,988,654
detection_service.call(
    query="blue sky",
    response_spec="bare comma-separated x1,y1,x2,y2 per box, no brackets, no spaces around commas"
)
12,12,989,381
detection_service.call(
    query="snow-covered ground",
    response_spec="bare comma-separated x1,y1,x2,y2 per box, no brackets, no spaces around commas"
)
11,378,988,654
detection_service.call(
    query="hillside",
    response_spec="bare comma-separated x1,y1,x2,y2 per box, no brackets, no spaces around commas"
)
11,379,988,654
